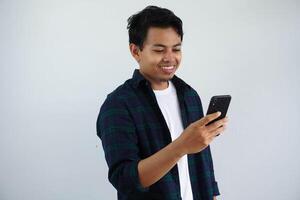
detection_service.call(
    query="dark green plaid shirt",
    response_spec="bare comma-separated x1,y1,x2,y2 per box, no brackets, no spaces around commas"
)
96,69,220,200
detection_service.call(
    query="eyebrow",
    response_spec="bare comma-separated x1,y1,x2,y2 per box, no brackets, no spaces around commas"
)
152,43,182,48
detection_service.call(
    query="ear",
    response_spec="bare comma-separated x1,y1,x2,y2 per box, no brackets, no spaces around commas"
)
129,43,141,62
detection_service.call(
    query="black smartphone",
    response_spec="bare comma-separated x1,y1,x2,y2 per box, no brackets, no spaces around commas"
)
206,95,231,126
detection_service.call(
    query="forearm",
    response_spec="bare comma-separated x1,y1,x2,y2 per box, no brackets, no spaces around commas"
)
137,138,185,188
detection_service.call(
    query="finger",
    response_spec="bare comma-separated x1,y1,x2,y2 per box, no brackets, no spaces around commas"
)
197,111,221,127
206,117,228,132
210,124,226,137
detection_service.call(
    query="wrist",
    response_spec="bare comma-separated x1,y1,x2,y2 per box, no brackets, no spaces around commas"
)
171,137,186,158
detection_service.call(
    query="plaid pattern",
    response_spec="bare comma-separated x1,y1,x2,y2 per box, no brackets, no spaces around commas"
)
96,69,220,200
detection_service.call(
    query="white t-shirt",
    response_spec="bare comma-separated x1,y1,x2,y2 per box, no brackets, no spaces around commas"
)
153,80,194,200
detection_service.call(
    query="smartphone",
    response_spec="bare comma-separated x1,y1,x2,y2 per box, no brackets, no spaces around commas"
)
206,95,231,127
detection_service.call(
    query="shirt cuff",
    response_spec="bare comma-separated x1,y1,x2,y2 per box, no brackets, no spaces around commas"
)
212,181,220,196
131,159,150,192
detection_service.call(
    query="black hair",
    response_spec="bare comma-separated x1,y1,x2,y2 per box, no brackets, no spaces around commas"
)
127,5,183,50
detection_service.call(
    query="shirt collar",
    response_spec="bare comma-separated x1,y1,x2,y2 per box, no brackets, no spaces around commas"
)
131,68,191,90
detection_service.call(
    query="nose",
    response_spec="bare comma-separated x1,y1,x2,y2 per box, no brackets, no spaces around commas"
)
162,49,175,62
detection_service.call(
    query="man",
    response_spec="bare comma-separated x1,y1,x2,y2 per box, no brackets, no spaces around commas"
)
96,6,228,200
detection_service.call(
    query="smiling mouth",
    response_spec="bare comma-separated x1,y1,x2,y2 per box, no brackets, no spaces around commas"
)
160,65,176,74
161,66,175,70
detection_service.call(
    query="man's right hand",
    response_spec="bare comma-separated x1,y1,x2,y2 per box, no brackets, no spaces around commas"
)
137,111,229,188
176,111,229,155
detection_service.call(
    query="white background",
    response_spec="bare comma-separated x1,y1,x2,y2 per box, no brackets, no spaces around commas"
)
1,0,299,199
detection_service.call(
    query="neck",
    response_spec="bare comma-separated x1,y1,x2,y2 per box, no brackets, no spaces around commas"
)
139,70,170,90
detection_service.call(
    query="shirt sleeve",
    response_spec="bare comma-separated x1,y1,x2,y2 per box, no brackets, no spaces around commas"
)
96,95,149,195
206,145,220,196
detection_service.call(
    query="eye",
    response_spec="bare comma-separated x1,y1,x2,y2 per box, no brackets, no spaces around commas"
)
153,49,164,53
173,49,181,52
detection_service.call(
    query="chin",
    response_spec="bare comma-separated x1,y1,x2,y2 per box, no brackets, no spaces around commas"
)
159,75,174,82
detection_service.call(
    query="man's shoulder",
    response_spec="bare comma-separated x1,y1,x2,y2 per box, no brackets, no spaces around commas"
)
174,76,200,97
107,79,134,98
102,78,135,108
173,76,203,111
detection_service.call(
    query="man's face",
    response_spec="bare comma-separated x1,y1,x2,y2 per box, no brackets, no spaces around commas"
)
130,27,182,90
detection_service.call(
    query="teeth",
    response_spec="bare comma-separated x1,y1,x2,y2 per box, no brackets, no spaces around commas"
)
162,66,174,69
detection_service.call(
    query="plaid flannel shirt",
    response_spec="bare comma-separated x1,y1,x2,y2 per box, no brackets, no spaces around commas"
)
96,69,220,200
